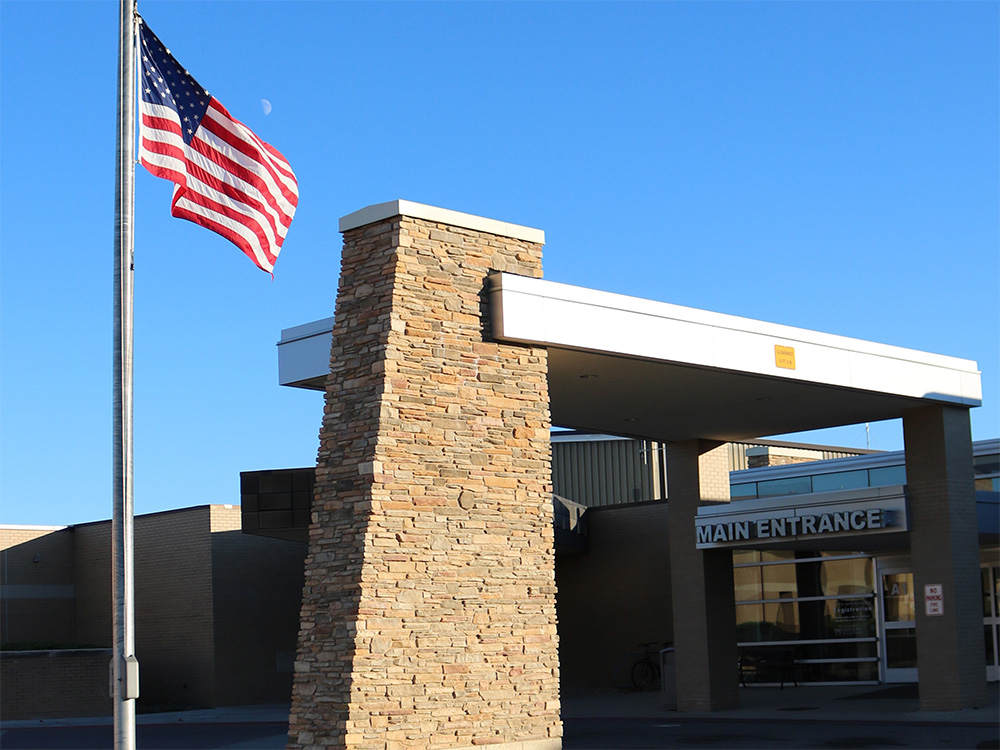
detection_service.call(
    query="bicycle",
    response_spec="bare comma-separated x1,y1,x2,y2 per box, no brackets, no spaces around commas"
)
630,641,664,690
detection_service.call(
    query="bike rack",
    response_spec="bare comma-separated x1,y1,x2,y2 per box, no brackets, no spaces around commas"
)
611,650,646,689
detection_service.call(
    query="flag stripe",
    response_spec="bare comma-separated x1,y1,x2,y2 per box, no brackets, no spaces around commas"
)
171,164,282,256
141,105,296,231
172,202,272,271
173,183,276,251
137,20,297,274
200,102,299,204
139,101,293,271
143,127,287,249
190,129,295,228
198,106,298,214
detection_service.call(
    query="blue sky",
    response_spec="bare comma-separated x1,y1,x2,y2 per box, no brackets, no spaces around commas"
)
2,1,997,527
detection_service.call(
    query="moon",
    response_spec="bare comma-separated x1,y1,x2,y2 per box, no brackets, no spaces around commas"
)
261,99,272,116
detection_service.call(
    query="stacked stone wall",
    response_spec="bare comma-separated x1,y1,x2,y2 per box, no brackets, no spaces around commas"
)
290,214,560,749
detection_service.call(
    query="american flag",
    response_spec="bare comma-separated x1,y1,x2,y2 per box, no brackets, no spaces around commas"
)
137,20,298,274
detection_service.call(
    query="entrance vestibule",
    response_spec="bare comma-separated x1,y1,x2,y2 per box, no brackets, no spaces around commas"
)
730,553,998,687
733,550,880,684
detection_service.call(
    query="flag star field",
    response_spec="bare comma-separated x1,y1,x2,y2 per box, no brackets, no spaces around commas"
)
139,29,210,144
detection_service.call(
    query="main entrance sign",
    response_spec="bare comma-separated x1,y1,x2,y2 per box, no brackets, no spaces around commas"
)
695,486,908,549
697,506,893,546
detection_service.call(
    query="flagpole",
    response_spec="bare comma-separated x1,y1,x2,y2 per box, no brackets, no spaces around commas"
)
113,0,138,748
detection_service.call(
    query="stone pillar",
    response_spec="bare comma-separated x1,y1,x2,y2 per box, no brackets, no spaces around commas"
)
666,440,739,711
902,404,988,711
288,202,561,750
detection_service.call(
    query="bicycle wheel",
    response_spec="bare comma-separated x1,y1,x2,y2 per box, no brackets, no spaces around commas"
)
631,659,657,690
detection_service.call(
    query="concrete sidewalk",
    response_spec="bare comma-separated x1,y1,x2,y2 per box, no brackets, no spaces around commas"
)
3,683,997,729
562,682,999,726
0,703,291,729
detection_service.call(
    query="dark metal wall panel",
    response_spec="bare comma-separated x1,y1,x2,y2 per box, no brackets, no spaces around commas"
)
553,439,665,508
240,468,314,542
555,437,865,507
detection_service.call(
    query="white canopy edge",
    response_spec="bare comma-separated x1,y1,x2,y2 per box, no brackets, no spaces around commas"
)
487,273,982,407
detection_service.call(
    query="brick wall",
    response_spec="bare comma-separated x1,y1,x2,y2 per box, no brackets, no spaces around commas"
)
289,211,560,749
1,649,112,719
132,507,217,708
1,527,75,644
210,506,306,705
666,440,739,711
746,453,822,469
903,405,988,710
73,522,112,648
71,508,217,708
5,507,307,716
555,502,672,690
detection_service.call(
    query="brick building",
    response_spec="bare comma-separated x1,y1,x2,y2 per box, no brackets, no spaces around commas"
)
3,437,996,722
0,436,874,720
3,200,995,745
273,199,990,735
1,506,305,719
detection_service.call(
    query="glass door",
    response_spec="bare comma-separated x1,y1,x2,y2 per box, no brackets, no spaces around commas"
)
984,565,999,682
879,568,917,683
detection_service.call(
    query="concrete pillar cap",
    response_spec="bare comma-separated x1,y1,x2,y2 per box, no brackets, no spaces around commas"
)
339,199,545,244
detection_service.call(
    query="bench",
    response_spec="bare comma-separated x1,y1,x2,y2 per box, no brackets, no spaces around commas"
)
739,646,798,688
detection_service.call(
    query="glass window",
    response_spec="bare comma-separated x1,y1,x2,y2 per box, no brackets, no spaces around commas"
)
869,465,906,487
734,566,762,602
984,568,993,618
734,553,880,683
882,573,915,622
792,560,824,599
734,550,760,565
820,558,874,597
764,597,799,637
761,550,795,564
736,596,877,641
973,453,1000,477
795,640,878,661
812,470,869,493
761,562,798,600
731,482,757,499
757,476,813,498
995,567,999,618
885,627,918,668
826,597,876,639
735,603,765,642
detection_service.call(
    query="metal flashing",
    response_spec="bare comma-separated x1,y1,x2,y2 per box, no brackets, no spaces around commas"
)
339,200,545,244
